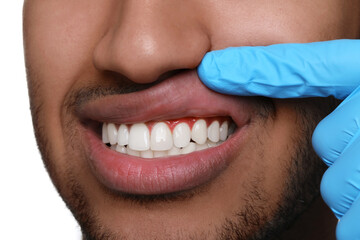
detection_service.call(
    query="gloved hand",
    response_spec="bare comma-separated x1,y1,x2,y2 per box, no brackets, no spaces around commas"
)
198,39,360,240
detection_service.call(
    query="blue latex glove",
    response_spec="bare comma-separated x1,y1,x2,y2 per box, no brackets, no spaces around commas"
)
198,39,360,240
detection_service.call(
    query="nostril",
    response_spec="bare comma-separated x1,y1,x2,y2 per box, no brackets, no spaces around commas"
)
92,29,169,84
91,12,210,85
155,69,188,85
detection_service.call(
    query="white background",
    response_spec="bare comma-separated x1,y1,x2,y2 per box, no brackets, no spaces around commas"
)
0,1,82,239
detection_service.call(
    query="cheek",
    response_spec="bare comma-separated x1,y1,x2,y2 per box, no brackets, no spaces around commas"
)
24,0,114,156
260,107,299,196
203,103,304,221
24,0,114,112
236,103,301,207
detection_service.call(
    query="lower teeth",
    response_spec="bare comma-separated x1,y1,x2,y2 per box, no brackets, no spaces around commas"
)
108,140,224,158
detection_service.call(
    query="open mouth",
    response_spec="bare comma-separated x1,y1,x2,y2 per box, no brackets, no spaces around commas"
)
102,117,236,158
76,71,253,195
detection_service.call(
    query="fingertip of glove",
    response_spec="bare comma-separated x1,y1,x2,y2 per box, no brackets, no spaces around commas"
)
197,52,222,91
320,169,337,209
312,114,347,167
312,120,332,166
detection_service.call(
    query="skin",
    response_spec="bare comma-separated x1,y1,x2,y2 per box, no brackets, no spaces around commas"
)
23,0,360,239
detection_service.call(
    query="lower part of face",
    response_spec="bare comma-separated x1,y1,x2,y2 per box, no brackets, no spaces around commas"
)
23,0,359,239
34,92,338,240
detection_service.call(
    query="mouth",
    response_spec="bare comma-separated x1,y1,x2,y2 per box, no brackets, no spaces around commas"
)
76,71,254,195
102,116,236,158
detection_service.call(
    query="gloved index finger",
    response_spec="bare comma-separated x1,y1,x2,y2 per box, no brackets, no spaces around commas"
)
197,39,360,100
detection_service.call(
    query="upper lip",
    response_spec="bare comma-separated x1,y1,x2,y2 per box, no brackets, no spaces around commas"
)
76,70,253,126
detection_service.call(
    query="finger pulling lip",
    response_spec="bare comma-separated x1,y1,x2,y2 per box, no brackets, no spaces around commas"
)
76,70,254,195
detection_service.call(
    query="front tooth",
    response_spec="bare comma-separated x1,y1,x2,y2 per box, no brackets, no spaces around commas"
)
208,121,220,142
141,150,154,159
116,145,127,154
173,123,191,148
151,122,173,151
216,141,224,146
207,140,217,148
196,143,208,151
219,121,228,141
129,123,150,151
117,124,129,146
107,123,118,145
168,147,181,156
191,119,207,144
181,142,196,154
102,123,110,143
153,151,167,158
127,148,140,157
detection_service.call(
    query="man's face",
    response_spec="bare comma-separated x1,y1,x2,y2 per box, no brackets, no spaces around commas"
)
23,1,360,239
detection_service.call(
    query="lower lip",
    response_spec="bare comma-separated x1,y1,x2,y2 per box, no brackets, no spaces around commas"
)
83,124,249,195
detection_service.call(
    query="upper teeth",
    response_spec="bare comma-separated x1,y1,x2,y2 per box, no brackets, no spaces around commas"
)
102,118,235,158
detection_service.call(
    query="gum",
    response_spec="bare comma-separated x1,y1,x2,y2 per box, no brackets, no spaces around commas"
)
114,116,231,132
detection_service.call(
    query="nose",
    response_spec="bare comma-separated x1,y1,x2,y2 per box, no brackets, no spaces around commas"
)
93,1,210,84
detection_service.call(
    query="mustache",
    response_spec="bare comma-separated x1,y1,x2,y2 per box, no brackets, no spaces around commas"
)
71,84,149,106
65,81,153,114
65,70,184,110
